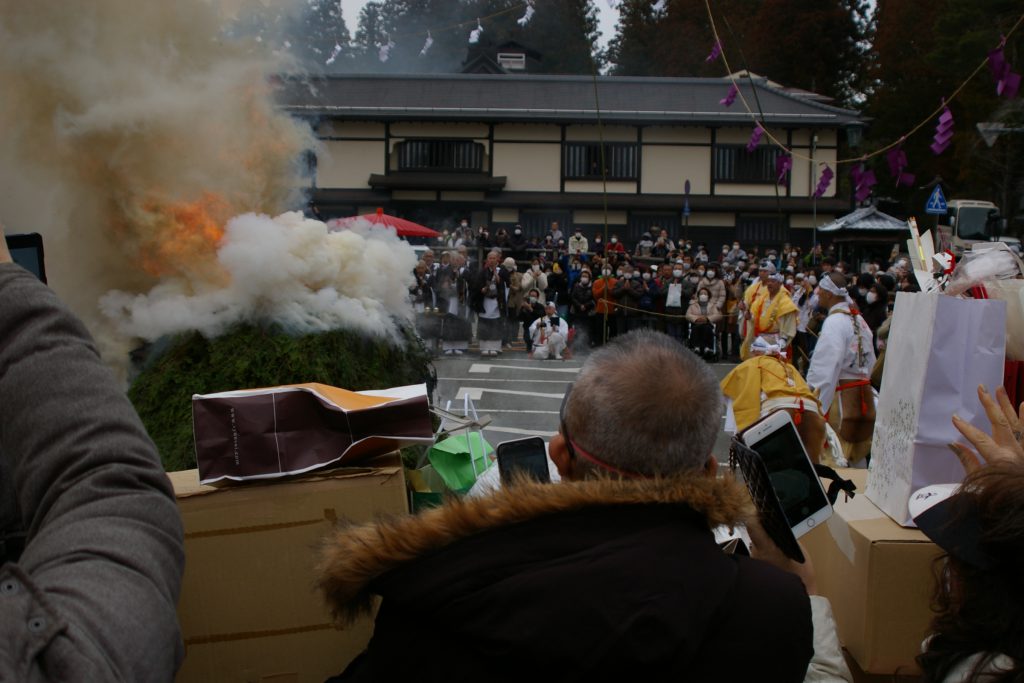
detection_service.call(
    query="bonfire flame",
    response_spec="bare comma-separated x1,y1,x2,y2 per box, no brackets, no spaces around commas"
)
139,191,232,282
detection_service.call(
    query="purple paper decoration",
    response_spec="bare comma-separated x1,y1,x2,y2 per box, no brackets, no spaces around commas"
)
850,164,876,203
931,104,954,155
706,40,722,63
989,41,1021,100
745,124,764,153
813,165,834,199
885,145,916,188
775,153,792,185
720,82,738,107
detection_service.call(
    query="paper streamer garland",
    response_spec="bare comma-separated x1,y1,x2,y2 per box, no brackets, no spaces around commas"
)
775,153,792,185
469,18,483,44
719,82,738,107
886,143,916,188
850,164,877,203
745,124,764,152
988,40,1021,100
706,40,722,63
813,165,834,199
517,3,535,27
325,42,342,65
930,103,954,155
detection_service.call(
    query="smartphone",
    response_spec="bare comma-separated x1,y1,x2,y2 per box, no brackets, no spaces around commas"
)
741,411,833,538
496,436,551,486
6,233,46,283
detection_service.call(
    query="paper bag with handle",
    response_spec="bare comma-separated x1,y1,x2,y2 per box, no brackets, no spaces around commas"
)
866,293,1005,526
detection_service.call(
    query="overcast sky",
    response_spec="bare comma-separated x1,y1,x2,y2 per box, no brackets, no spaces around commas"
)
338,0,621,52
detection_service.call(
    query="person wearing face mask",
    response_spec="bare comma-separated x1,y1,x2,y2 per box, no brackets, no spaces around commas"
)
637,267,660,329
509,224,528,261
724,241,747,266
592,233,603,254
663,265,689,343
793,273,820,375
549,221,564,244
612,264,643,335
635,233,654,258
737,261,774,360
518,288,546,354
528,302,570,360
494,228,511,252
686,287,723,360
569,269,596,338
849,273,875,310
568,230,588,257
860,282,889,347
746,274,799,360
591,266,618,344
605,234,626,256
700,264,726,312
503,257,524,348
521,260,548,303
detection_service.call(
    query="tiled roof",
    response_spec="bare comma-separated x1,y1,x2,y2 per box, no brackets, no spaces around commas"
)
276,73,864,128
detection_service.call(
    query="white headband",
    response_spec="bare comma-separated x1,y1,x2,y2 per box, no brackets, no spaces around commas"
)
818,274,847,298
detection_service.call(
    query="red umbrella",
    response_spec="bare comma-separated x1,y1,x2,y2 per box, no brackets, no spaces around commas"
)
328,208,441,238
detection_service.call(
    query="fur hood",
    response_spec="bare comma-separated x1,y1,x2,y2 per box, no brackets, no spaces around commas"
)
317,474,752,624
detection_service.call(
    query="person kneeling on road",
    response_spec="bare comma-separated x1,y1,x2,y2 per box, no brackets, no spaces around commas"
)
317,330,849,683
528,301,568,360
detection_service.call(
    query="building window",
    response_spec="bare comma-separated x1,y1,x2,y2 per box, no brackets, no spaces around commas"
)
714,144,781,183
564,142,638,180
397,139,484,172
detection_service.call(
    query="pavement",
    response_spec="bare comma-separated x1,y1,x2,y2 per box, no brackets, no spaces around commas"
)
431,345,739,465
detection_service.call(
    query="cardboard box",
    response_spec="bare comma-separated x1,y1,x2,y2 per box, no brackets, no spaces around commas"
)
803,469,942,676
169,459,408,682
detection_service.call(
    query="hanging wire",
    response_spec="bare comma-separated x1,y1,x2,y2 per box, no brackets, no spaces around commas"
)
701,0,1024,167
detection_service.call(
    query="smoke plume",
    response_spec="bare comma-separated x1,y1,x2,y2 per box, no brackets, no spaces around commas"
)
101,212,417,340
0,1,416,368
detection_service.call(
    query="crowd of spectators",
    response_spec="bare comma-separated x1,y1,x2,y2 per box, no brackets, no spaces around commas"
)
410,220,924,363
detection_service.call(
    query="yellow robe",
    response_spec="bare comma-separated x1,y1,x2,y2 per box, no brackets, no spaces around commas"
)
740,286,799,360
720,355,820,432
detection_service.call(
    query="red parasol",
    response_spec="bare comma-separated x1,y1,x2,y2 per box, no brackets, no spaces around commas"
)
328,208,441,238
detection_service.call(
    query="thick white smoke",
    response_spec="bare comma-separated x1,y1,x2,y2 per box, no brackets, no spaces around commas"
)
0,1,419,368
101,213,417,340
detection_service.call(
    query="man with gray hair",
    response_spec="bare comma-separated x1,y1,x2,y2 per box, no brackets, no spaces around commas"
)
317,330,820,682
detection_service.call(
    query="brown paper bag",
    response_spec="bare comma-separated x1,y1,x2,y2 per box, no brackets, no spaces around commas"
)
192,383,433,485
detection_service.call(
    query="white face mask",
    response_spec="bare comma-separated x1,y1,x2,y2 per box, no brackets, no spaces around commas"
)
707,271,716,279
733,244,740,250
808,276,818,286
529,296,538,303
689,276,699,283
866,292,878,304
610,237,618,244
673,270,683,278
504,263,515,271
602,269,612,276
698,294,709,303
642,272,651,280
697,270,705,276
786,279,794,287
722,247,730,254
514,229,522,235
616,270,624,277
461,222,468,228
575,232,581,238
532,264,540,271
580,277,590,285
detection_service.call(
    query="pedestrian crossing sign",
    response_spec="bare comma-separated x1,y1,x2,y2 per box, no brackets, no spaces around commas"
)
925,186,948,215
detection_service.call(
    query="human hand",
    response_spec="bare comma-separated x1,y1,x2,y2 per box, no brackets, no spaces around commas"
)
949,385,1024,474
747,518,817,595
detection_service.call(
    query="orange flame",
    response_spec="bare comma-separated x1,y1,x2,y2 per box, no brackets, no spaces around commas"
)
139,191,231,280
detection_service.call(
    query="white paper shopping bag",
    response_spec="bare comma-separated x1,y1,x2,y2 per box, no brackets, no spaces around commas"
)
866,293,1006,526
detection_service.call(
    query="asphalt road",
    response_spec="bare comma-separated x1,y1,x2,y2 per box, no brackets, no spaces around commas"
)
432,349,738,466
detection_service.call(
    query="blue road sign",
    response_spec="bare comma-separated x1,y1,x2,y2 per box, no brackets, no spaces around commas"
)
683,199,691,217
925,185,948,215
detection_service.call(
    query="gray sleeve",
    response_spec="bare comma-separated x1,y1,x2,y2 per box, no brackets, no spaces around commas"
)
0,265,184,681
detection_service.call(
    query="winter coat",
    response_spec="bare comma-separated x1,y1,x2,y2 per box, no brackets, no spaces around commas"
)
569,281,596,316
686,299,724,326
521,269,548,302
592,276,618,315
319,475,814,683
505,270,525,313
0,266,184,681
699,276,727,311
612,276,643,316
